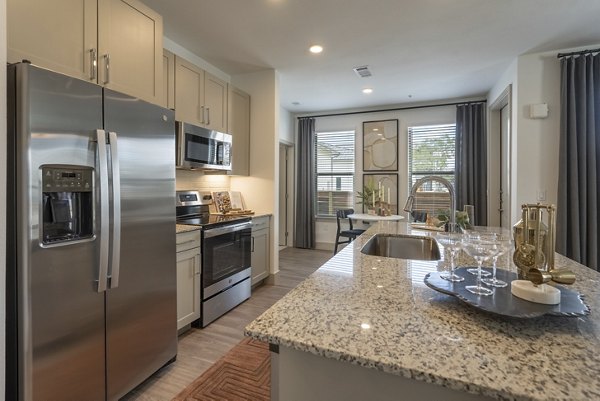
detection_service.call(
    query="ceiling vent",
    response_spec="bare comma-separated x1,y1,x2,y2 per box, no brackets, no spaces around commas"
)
353,65,372,78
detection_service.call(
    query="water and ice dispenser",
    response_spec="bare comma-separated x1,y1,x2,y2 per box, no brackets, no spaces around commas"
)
41,165,94,245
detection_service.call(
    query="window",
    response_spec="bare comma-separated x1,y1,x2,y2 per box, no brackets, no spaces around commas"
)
314,130,355,217
408,124,456,192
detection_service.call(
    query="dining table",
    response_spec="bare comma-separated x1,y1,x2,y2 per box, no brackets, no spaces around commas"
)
347,213,405,222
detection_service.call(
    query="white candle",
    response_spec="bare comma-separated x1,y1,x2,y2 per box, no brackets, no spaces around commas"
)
388,188,390,204
372,190,375,207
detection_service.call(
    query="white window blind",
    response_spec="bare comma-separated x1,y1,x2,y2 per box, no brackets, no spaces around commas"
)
314,130,355,217
408,124,456,192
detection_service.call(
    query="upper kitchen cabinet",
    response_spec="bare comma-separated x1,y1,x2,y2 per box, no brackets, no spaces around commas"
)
8,0,163,105
98,0,163,104
8,0,98,81
174,56,204,126
175,55,228,132
162,49,175,109
228,86,251,176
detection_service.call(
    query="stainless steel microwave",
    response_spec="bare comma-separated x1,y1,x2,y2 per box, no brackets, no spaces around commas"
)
176,122,232,170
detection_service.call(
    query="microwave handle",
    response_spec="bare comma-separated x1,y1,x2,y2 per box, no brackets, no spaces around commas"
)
216,142,223,165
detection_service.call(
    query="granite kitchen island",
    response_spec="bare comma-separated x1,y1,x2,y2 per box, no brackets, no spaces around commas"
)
245,222,600,401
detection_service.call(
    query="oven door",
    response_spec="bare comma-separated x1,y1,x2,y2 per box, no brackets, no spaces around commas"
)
202,221,252,298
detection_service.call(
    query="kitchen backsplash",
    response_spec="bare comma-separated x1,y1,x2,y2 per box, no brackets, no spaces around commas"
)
176,170,230,192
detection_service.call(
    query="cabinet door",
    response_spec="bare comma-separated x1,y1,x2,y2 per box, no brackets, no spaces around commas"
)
251,229,269,285
162,49,175,109
204,72,228,132
176,248,201,330
8,0,98,81
228,86,250,176
175,56,204,126
98,0,163,104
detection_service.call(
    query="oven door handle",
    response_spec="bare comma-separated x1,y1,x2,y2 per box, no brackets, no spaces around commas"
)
204,221,253,238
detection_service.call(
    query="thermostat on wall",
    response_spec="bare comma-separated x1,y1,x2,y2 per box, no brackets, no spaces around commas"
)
529,103,549,119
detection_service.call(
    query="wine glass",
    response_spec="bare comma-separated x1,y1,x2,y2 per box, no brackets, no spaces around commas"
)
462,230,492,277
481,234,512,288
436,231,464,282
462,238,495,296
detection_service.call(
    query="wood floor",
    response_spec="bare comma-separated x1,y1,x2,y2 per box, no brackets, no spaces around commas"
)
122,247,331,401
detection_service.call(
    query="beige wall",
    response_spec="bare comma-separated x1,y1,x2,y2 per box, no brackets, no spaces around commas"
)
514,52,561,216
306,103,460,250
230,69,279,273
279,106,294,144
488,44,600,226
1,0,7,391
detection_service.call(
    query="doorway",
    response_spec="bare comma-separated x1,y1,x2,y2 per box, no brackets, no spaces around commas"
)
488,85,512,229
279,143,294,248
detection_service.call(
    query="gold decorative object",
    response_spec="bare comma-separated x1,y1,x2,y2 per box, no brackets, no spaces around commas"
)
528,268,577,285
512,203,557,279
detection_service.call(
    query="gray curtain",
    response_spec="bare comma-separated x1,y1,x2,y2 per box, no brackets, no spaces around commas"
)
294,118,316,248
557,53,600,270
455,103,487,226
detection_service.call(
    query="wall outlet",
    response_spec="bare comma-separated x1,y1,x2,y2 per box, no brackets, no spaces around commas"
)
537,189,547,201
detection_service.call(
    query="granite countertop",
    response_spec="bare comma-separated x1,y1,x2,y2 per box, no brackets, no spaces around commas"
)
245,222,600,401
252,213,272,218
176,224,200,234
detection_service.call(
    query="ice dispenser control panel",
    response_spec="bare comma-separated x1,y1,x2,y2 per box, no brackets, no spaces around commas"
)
43,167,93,192
41,166,94,246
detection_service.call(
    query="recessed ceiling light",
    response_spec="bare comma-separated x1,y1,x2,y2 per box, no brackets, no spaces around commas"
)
309,45,323,54
362,88,373,94
373,128,379,131
360,323,371,330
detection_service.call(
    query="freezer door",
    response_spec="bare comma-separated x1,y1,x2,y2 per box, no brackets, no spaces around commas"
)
8,64,106,400
103,89,177,400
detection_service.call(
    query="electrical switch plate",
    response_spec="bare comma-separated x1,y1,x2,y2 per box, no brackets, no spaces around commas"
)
537,189,547,201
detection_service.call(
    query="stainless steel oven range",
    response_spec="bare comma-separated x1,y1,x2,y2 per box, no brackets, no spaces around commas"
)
176,190,252,327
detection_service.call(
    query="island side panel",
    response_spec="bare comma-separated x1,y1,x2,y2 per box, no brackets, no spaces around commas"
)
276,345,494,401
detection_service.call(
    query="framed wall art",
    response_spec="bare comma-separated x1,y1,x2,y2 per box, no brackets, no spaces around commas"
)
362,173,399,214
363,119,398,171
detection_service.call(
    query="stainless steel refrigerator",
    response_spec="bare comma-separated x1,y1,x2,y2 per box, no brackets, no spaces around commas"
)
6,62,177,401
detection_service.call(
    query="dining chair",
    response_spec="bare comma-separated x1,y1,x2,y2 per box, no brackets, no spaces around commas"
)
334,209,366,255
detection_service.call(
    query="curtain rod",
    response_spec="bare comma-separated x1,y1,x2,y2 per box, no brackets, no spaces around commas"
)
297,99,487,119
557,47,600,58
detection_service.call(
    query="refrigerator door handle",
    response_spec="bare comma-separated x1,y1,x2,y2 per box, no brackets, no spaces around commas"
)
108,132,121,289
96,129,110,292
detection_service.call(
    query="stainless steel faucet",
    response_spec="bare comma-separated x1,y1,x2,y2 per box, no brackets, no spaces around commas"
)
404,175,456,229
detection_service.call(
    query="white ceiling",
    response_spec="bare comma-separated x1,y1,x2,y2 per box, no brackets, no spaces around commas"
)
142,0,600,113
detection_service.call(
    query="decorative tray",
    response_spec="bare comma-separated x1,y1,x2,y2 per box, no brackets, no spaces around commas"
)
424,267,590,318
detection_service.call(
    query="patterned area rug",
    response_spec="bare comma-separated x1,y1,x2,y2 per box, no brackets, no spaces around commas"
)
172,338,270,401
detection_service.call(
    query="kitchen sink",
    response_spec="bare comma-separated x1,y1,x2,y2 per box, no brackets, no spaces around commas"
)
360,234,441,260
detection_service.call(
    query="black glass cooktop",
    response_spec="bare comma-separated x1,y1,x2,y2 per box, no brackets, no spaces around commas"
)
177,214,251,229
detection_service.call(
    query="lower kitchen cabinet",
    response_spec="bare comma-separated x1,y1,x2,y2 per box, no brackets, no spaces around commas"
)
176,230,201,331
251,216,270,286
